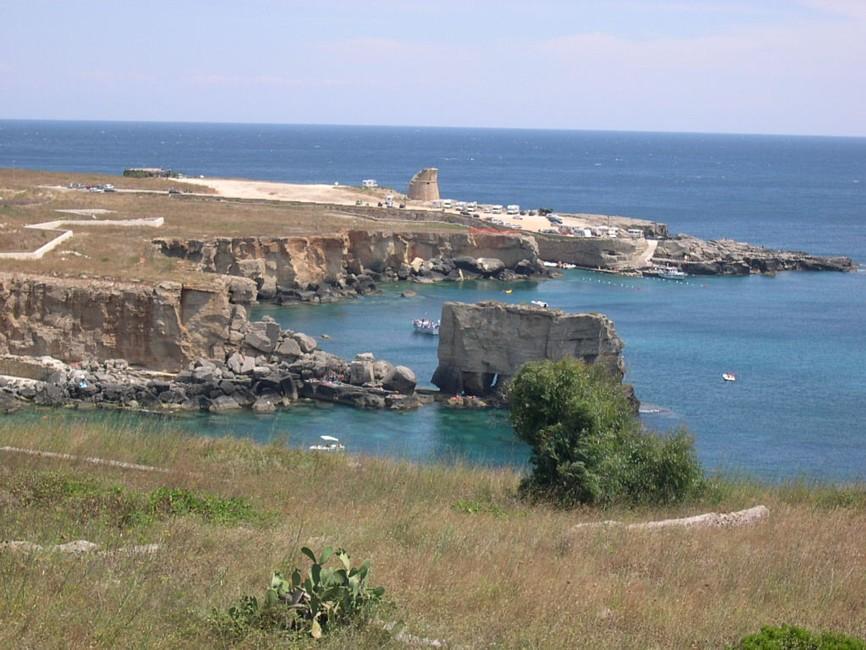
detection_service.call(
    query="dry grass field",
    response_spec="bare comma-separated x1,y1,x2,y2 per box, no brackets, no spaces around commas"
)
1,414,864,649
0,169,465,285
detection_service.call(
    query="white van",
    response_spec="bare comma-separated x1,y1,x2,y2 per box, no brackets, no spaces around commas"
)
506,204,520,215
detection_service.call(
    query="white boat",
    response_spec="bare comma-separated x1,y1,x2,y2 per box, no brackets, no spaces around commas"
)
412,318,440,335
530,300,549,308
655,266,688,280
722,372,737,382
309,435,345,452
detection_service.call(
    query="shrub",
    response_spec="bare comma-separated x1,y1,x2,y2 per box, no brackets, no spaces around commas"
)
509,358,703,506
732,624,866,649
212,547,385,641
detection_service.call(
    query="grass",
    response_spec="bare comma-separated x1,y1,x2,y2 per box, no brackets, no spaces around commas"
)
0,168,468,285
1,415,865,648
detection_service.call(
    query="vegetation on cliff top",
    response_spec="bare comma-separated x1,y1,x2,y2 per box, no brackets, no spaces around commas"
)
1,414,865,647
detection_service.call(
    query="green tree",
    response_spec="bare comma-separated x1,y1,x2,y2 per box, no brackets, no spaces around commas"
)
509,358,703,506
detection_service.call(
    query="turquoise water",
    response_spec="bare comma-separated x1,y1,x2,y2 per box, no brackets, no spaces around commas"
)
1,121,865,480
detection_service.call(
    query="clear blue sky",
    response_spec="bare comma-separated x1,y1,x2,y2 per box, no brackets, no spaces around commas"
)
1,0,864,136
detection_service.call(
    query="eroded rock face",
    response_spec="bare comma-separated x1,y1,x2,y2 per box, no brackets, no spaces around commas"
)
153,230,546,303
0,273,256,371
432,301,627,397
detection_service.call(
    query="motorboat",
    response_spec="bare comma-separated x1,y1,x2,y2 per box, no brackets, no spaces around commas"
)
309,435,345,452
655,266,688,280
722,372,737,382
530,300,549,308
412,318,440,335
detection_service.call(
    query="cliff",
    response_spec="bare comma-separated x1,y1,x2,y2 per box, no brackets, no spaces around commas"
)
431,301,627,397
0,273,256,371
154,229,545,302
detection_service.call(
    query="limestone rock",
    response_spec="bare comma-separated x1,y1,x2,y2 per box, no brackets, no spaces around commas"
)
292,333,318,354
383,365,416,395
432,301,627,397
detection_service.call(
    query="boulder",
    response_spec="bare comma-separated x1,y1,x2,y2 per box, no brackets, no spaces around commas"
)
274,337,302,359
383,365,416,395
292,333,318,354
209,395,241,412
226,352,256,375
372,360,395,382
252,395,277,413
349,358,375,386
475,257,506,275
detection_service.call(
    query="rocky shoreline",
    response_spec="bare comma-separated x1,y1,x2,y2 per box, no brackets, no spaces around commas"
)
153,230,551,305
652,236,855,275
0,334,424,415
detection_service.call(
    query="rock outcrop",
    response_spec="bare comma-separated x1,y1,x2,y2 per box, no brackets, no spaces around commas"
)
153,229,547,303
0,340,420,413
407,168,440,201
535,234,652,271
652,236,854,275
0,273,256,371
431,301,627,397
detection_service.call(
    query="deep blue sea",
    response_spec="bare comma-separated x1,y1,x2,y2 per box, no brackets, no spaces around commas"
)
2,120,865,481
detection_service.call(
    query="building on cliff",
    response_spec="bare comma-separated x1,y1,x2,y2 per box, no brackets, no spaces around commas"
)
407,168,440,201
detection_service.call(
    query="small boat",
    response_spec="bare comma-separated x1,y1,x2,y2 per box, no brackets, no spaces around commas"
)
655,266,688,280
722,373,737,382
530,300,549,308
412,319,440,335
504,289,513,294
309,435,345,452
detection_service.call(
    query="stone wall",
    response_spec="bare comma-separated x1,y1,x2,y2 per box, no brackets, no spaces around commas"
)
0,273,256,371
432,301,627,396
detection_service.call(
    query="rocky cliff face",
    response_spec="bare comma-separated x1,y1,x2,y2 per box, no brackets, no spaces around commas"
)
154,229,545,302
431,301,627,397
0,273,256,371
535,235,651,270
653,236,855,274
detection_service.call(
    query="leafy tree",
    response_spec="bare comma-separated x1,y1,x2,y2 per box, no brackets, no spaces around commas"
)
509,358,703,506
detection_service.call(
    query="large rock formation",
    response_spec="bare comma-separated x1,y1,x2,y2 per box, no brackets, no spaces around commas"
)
153,229,546,302
432,301,627,397
407,168,440,201
0,273,256,371
535,234,653,271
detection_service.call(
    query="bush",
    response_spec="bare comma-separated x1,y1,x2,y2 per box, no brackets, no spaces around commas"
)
211,546,385,641
732,624,866,649
509,358,703,506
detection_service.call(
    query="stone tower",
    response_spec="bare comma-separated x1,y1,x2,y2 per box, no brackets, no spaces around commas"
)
407,168,440,201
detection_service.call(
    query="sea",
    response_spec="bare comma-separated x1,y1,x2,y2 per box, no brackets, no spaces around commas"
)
1,120,865,481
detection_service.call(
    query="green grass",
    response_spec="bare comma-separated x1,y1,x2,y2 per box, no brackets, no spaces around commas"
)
1,414,865,648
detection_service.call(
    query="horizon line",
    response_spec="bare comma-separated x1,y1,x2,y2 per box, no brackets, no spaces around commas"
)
1,116,864,141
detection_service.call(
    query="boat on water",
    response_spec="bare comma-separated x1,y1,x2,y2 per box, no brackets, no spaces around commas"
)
530,300,549,308
412,318,440,335
654,266,689,280
722,372,737,382
309,435,345,452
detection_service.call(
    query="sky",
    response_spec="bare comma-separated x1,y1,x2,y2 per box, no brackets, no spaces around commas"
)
1,0,864,136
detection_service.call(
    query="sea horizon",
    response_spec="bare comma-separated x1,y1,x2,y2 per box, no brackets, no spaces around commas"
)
2,117,865,142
